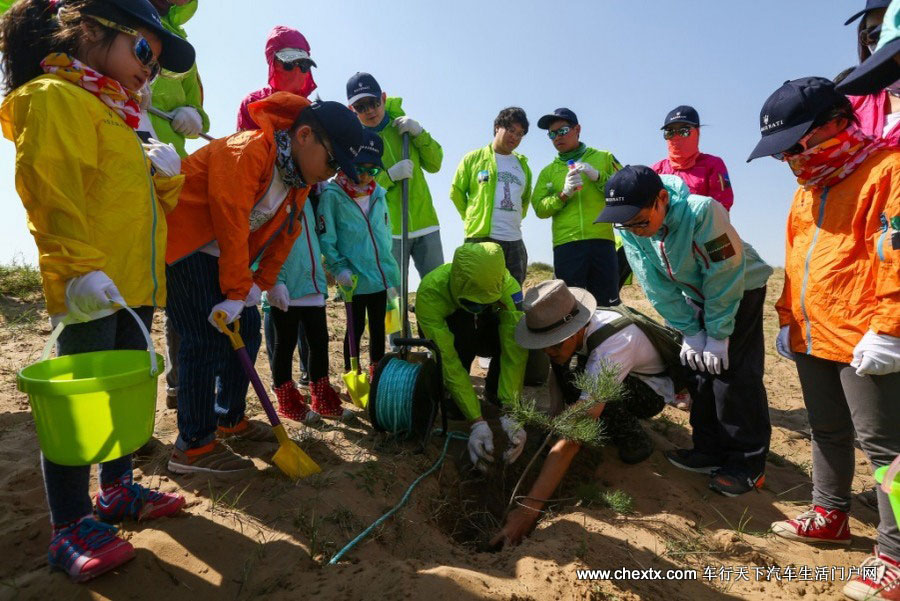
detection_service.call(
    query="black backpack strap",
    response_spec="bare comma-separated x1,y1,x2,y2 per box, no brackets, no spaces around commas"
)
584,315,632,355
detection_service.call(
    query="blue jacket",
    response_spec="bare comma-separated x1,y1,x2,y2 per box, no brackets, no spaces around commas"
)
273,200,328,300
318,182,400,295
621,175,772,340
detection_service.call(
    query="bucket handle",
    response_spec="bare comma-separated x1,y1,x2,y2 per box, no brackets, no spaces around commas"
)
882,455,900,495
41,307,159,376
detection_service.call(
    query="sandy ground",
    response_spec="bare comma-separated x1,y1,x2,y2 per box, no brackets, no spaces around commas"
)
0,269,884,601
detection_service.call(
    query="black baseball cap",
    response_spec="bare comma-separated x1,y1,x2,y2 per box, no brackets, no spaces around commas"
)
661,105,700,129
837,0,900,96
594,165,664,224
352,130,384,169
346,72,382,105
306,101,366,182
746,77,845,162
82,0,195,73
844,0,891,25
537,108,578,129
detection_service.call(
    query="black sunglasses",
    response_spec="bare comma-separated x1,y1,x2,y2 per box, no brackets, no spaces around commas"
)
313,133,339,171
352,97,382,113
278,58,313,73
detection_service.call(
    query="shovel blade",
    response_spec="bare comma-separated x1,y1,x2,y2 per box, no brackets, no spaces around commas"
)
343,371,370,409
272,425,321,479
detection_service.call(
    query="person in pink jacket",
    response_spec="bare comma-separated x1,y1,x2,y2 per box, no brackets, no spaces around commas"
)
651,105,734,211
236,25,317,131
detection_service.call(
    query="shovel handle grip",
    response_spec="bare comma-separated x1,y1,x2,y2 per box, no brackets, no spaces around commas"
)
213,310,244,350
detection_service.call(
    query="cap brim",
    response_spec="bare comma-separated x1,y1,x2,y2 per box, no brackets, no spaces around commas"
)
537,114,574,129
660,119,699,129
333,146,360,184
129,14,195,73
594,203,642,225
844,8,868,25
836,38,900,96
348,92,378,105
354,151,384,169
746,119,814,162
514,288,597,349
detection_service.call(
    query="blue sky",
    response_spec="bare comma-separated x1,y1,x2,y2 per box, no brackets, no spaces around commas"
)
0,0,862,281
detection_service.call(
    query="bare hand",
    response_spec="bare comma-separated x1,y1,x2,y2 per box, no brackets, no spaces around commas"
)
489,506,540,549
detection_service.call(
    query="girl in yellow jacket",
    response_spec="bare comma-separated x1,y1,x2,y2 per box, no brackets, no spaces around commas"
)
0,0,194,583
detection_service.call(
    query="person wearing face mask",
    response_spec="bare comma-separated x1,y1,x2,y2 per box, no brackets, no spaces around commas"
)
651,106,734,211
236,25,317,131
747,77,900,601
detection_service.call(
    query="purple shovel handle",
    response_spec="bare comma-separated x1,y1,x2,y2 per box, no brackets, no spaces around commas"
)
344,300,359,364
235,346,281,426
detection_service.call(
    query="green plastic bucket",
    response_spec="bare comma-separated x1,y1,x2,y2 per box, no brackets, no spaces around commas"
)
17,307,163,466
875,456,900,530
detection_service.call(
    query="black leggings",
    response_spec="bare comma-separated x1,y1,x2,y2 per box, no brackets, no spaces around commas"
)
343,290,386,370
270,305,329,386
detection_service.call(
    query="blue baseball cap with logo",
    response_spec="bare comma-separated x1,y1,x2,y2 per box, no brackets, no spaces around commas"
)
661,105,700,129
306,100,366,182
844,0,892,25
346,72,383,105
537,108,578,129
352,131,384,169
594,165,664,224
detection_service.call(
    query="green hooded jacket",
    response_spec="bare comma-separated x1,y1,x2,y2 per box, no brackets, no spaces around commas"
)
149,1,210,157
416,243,527,420
532,146,621,246
449,144,532,239
372,97,442,235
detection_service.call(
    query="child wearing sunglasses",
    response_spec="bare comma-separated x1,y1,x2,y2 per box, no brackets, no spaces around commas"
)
319,131,400,385
0,0,195,582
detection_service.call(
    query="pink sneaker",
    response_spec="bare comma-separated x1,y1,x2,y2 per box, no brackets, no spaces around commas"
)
843,549,900,601
48,516,134,582
771,506,851,545
95,473,184,522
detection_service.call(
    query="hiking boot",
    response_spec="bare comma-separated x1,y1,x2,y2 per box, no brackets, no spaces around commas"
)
165,392,177,410
95,472,184,522
217,418,275,442
709,467,765,497
309,377,351,420
665,449,723,474
603,404,653,464
273,381,320,424
674,390,692,411
771,506,851,545
844,548,900,600
298,370,309,388
167,441,255,477
48,516,135,582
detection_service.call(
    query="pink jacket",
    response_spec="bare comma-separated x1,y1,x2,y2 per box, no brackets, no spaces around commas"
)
651,153,734,211
850,91,900,147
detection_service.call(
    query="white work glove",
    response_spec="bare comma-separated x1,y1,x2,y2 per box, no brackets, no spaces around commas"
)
336,270,354,288
208,299,244,332
468,420,495,467
851,331,900,376
561,168,582,198
267,283,290,312
387,159,414,182
244,283,261,307
500,415,526,464
776,326,795,361
170,106,203,137
64,270,125,322
143,138,181,177
573,161,600,181
702,337,729,375
680,331,707,372
392,116,423,137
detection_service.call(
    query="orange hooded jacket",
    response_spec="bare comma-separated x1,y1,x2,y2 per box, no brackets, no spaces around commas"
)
776,149,900,363
166,92,310,301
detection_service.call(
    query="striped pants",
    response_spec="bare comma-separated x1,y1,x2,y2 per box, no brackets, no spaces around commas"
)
166,253,261,450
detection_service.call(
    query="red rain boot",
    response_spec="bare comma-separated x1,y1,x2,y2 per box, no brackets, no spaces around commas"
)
273,381,319,424
309,377,350,420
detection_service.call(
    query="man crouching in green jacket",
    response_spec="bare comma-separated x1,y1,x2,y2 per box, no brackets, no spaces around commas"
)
416,243,528,469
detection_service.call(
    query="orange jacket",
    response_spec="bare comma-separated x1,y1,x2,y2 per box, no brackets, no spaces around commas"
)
166,92,310,301
776,149,900,363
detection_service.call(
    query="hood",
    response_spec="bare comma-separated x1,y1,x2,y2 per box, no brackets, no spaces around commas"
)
384,96,406,120
247,91,311,133
265,25,317,98
162,0,198,37
449,242,506,304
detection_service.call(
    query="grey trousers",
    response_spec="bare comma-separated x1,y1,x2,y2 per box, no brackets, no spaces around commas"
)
794,352,900,560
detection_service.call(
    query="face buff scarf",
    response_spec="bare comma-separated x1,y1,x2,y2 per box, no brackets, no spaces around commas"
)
41,53,141,129
667,127,701,170
557,142,587,162
273,129,307,189
786,125,886,189
335,169,376,199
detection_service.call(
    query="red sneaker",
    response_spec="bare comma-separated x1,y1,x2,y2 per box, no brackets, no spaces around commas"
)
273,381,320,424
309,377,351,420
771,506,851,545
48,516,135,582
843,549,900,601
95,473,184,522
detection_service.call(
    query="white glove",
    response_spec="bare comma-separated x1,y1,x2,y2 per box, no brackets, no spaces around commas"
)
468,420,495,466
573,161,600,181
702,337,729,375
336,270,354,288
64,271,125,322
680,331,707,372
387,159,414,182
776,326,795,361
208,299,245,332
851,331,900,376
561,168,582,198
244,283,261,307
267,283,290,312
392,116,423,137
170,106,203,137
143,137,181,177
500,415,526,464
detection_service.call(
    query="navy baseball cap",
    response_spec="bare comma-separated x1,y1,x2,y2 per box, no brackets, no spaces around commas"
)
844,0,891,25
661,105,700,129
746,77,845,162
82,0,195,73
594,166,664,224
837,0,900,95
352,131,384,169
307,101,366,182
346,72,382,105
537,108,578,129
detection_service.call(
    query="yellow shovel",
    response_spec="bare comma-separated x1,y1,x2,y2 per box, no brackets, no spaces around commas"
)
338,276,370,408
214,311,321,479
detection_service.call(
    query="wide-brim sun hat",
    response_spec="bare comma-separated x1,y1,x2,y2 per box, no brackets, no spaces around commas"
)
515,279,597,349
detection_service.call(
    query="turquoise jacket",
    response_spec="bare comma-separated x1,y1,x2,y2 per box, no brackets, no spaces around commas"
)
271,200,328,300
318,182,400,295
620,176,772,340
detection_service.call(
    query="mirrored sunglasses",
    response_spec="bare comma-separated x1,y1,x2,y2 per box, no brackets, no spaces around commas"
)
87,16,160,80
547,126,572,140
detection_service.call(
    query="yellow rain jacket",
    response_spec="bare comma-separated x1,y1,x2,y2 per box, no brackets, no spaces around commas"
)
1,75,183,316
